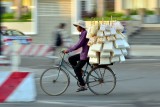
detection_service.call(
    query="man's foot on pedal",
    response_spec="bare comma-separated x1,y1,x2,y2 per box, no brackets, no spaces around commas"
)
76,86,87,92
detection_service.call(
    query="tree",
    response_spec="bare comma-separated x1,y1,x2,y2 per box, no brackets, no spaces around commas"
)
97,0,105,17
14,0,23,20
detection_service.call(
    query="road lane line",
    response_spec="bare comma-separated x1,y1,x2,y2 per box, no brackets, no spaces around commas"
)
36,100,136,107
37,99,134,104
37,100,88,106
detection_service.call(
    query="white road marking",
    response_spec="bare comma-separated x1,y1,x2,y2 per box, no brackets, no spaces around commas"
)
37,100,89,106
126,59,160,62
36,100,135,107
37,99,133,103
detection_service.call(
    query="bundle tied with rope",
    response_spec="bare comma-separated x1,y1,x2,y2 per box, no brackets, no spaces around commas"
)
87,17,130,65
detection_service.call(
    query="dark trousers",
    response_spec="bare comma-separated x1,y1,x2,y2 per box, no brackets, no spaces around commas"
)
68,54,87,86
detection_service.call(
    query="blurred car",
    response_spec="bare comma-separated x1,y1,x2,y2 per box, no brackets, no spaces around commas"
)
0,29,32,45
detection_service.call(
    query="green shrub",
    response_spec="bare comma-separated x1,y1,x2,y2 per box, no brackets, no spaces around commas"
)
2,12,32,20
105,11,124,17
119,16,132,21
21,12,32,19
2,19,32,22
2,13,14,19
146,10,154,15
130,10,138,15
83,16,132,21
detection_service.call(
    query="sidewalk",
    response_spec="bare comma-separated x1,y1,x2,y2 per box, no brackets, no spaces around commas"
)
129,45,160,57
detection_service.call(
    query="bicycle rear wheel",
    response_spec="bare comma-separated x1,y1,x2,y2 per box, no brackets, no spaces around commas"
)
86,66,116,95
40,67,70,96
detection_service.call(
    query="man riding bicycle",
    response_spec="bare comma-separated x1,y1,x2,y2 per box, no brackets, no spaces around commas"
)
63,20,89,92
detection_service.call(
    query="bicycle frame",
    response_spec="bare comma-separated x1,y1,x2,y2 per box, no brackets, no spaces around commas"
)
40,52,116,96
58,53,92,81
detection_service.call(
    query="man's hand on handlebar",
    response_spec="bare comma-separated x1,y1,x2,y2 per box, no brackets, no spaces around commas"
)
62,50,69,54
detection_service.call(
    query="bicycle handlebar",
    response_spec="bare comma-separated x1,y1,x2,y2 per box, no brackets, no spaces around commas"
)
59,50,70,61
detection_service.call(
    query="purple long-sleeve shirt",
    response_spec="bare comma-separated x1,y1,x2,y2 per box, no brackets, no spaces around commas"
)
67,30,89,60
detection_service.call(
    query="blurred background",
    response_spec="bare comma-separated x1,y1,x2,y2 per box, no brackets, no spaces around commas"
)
0,1,160,106
1,0,160,58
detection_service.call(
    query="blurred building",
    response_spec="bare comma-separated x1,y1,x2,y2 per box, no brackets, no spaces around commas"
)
1,0,32,13
96,0,160,15
115,0,160,24
98,0,160,22
1,0,160,44
115,0,160,13
1,0,13,13
32,0,96,44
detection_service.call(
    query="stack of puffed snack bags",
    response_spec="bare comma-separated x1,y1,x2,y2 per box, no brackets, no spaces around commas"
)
87,18,130,65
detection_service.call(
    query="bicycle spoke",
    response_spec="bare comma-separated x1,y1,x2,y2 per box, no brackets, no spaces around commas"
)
101,68,106,78
94,69,101,78
91,68,106,79
88,73,99,80
87,79,99,84
88,83,101,88
98,68,102,79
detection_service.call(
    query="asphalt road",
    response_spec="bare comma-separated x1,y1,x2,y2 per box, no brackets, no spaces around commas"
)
1,56,160,107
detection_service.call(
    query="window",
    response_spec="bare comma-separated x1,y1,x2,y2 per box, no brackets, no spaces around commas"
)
0,6,6,14
5,31,12,36
105,0,115,11
12,30,25,36
81,1,87,18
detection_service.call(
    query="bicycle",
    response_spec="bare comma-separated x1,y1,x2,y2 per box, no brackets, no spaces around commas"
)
40,52,116,96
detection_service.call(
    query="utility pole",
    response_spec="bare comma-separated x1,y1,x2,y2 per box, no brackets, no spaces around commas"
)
0,0,2,55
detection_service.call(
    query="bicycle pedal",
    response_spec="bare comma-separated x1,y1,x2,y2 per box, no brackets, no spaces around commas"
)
76,87,87,92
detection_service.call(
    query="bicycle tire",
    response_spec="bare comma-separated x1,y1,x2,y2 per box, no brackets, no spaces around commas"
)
86,66,116,95
40,67,70,96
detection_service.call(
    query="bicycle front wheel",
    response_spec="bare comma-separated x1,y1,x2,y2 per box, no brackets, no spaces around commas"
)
40,67,70,96
86,66,116,95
